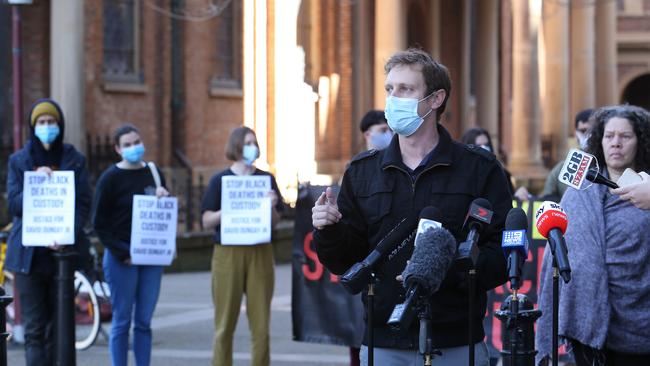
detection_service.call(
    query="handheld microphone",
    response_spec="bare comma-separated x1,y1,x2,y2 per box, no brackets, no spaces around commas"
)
586,169,619,189
535,201,571,283
457,198,493,265
340,206,438,295
387,221,457,331
501,208,529,291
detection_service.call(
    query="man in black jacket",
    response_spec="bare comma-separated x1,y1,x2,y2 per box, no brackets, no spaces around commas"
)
312,49,512,365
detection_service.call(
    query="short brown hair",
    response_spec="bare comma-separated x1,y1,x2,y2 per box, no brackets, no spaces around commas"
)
384,48,452,121
113,123,140,146
225,126,257,161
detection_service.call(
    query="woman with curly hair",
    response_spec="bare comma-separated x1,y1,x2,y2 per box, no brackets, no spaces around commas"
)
536,105,650,366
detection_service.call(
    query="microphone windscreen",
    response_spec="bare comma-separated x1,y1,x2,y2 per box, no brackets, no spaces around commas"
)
419,206,443,222
472,197,493,211
402,226,457,296
505,207,528,231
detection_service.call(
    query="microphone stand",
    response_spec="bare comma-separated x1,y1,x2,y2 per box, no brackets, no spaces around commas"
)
418,301,441,365
468,266,476,366
367,276,376,366
510,289,518,366
552,263,559,366
458,236,480,366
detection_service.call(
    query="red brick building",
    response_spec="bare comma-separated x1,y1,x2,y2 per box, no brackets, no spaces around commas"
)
1,0,649,207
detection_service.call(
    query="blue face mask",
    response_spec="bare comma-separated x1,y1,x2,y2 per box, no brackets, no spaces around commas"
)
384,93,435,136
121,144,146,164
369,131,393,150
34,125,60,144
242,145,259,165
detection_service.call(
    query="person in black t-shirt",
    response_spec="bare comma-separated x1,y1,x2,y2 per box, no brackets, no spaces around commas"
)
201,126,284,366
92,123,169,366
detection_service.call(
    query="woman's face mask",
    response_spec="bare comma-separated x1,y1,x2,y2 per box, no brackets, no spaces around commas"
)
121,143,146,164
384,93,434,136
34,124,60,145
242,144,259,166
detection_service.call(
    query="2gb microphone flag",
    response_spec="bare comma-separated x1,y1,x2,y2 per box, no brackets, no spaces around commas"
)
558,148,595,190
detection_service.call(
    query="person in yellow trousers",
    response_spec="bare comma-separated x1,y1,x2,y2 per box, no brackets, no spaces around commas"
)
201,126,284,366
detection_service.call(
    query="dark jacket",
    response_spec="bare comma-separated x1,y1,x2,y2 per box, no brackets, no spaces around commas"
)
5,141,91,274
314,124,511,349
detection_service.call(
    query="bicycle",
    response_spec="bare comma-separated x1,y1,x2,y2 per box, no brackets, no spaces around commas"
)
0,225,112,350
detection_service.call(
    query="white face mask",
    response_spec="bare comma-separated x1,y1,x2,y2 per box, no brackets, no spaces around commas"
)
577,133,589,149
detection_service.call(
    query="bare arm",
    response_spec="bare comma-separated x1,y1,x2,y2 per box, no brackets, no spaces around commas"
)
202,210,221,230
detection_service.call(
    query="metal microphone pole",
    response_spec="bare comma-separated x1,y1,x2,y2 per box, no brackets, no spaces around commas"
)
495,293,541,366
468,266,476,366
367,279,375,366
418,301,440,365
552,264,559,366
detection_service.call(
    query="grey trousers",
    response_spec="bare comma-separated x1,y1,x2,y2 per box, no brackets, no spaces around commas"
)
360,342,490,366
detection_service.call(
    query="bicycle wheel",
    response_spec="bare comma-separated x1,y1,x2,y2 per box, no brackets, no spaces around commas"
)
2,271,24,344
74,270,100,350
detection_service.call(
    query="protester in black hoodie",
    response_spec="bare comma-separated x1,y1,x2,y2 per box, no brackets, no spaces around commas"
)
6,98,91,366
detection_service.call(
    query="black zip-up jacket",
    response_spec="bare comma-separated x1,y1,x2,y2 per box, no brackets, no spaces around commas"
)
314,124,512,350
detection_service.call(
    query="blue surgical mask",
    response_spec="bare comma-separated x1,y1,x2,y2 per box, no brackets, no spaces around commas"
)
384,93,434,136
34,125,60,144
242,145,259,165
369,131,393,150
121,144,145,164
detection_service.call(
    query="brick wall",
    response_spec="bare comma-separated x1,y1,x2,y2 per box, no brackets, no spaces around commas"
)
21,1,50,133
180,12,242,174
83,0,172,166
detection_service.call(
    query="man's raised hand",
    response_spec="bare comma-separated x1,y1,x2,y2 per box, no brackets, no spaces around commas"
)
311,187,342,229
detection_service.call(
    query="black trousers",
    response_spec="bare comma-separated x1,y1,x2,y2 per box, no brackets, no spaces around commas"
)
570,339,650,366
15,272,56,366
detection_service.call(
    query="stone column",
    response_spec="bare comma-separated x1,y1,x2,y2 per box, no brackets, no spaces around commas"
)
540,0,569,162
373,0,405,108
570,0,595,119
475,0,499,145
50,1,85,151
509,0,544,176
595,0,617,107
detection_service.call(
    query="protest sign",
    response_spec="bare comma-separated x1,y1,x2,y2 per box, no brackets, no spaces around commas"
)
220,175,272,245
130,195,178,266
22,171,75,246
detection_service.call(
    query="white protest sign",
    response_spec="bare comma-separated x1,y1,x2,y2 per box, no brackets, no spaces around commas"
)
130,195,178,266
558,148,595,189
221,175,272,245
22,171,76,246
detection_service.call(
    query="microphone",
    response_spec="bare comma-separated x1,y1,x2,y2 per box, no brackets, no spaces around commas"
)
457,198,493,265
535,201,571,283
387,222,457,331
501,208,529,291
339,206,438,295
586,169,619,189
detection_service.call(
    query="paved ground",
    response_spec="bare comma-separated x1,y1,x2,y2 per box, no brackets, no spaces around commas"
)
7,264,350,365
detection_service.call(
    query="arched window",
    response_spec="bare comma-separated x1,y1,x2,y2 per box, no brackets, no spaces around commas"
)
213,0,242,89
103,0,142,83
